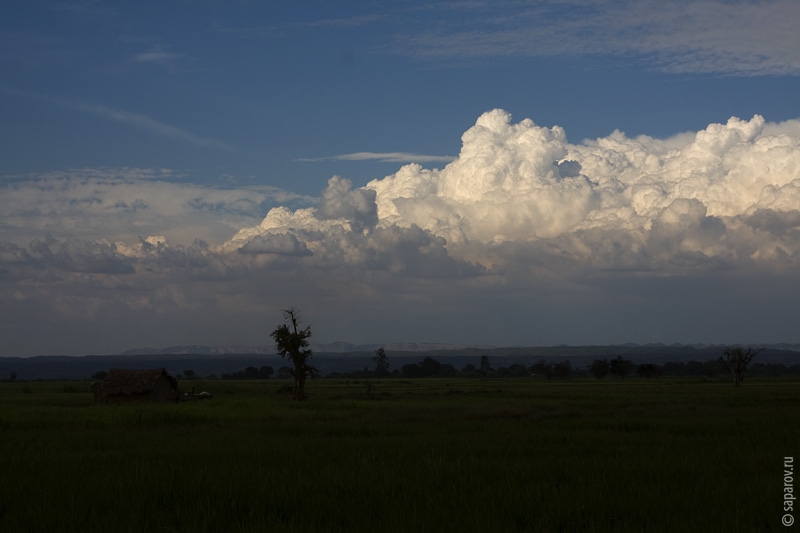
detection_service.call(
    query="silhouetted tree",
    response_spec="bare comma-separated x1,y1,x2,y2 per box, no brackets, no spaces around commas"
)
479,355,492,377
609,356,634,380
589,359,610,379
397,358,450,378
258,366,274,379
419,357,441,377
271,308,317,400
460,363,481,378
91,371,108,381
440,363,457,378
718,346,763,387
531,360,554,380
184,369,196,380
552,360,572,379
401,363,422,378
636,363,662,379
9,371,17,382
507,364,530,378
373,347,390,377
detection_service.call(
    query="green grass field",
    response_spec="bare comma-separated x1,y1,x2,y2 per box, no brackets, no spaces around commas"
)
1,377,797,532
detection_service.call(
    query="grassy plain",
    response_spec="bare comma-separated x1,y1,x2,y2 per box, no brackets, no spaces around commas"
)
0,377,797,532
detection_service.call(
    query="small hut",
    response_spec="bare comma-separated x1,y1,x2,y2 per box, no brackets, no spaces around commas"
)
94,368,180,404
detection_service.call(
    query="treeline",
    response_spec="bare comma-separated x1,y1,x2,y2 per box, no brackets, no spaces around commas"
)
80,357,800,383
326,356,590,380
170,366,275,381
327,355,800,380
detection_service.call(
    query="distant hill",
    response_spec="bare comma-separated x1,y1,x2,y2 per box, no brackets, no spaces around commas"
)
2,343,798,381
119,345,275,356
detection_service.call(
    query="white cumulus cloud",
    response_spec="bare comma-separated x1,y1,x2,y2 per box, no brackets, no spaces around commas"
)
4,109,800,354
226,109,800,277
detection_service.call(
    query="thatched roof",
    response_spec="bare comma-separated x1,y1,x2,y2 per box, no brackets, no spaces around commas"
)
102,368,178,396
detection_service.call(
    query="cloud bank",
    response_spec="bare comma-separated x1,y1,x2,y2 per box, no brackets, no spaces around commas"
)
0,168,314,248
3,110,800,354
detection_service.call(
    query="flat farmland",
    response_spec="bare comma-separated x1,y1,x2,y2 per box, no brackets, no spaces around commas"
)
1,377,797,532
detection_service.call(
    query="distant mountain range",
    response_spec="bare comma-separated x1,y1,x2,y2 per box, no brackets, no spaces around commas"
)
119,342,499,356
118,345,275,356
118,341,800,357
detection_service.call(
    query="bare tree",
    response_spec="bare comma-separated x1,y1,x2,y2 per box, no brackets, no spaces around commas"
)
718,346,763,387
270,308,317,400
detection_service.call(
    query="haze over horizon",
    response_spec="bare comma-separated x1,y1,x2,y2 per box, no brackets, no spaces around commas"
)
2,1,800,356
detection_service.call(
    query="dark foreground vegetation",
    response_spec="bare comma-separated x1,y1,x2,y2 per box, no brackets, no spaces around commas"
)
1,377,797,532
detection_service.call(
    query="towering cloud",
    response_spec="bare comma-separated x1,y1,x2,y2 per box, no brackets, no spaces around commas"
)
228,109,800,275
3,109,800,354
316,176,379,231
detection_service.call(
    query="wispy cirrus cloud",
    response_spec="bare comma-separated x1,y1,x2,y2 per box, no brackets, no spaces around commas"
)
391,0,800,76
299,14,385,29
299,152,455,164
69,100,237,151
215,13,384,40
134,46,182,65
0,85,237,152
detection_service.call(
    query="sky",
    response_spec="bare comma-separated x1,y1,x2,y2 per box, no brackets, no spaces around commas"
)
2,0,800,356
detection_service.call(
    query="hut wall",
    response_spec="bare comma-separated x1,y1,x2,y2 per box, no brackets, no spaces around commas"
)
98,368,180,404
151,375,179,403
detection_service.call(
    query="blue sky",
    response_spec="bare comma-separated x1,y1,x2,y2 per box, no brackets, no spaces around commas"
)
2,1,800,356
